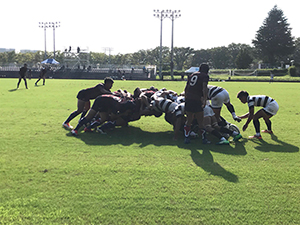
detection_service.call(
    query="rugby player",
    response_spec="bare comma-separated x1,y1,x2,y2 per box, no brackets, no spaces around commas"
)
71,94,136,135
207,85,241,123
35,66,48,86
183,63,210,144
62,77,114,129
237,91,279,139
203,104,242,145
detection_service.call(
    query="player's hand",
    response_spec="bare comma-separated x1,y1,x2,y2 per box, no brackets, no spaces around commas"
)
233,116,242,122
242,124,248,132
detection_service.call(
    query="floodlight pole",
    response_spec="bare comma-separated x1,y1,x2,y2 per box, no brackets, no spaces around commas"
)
153,10,167,80
167,10,181,80
39,22,49,59
50,22,60,59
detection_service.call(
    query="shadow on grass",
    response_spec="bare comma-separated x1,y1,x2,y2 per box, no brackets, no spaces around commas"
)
8,88,18,92
67,126,244,183
178,141,242,183
177,135,247,156
251,134,299,153
189,149,239,183
67,126,247,156
67,126,178,148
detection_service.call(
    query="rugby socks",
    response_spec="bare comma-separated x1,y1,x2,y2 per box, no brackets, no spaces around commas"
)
266,120,272,131
201,129,207,140
65,111,81,124
253,119,260,135
81,110,88,118
184,125,191,138
74,117,89,131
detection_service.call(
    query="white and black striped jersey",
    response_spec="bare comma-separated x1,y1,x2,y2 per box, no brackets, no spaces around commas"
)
175,96,185,104
247,95,275,108
151,90,164,100
174,102,185,117
207,85,224,99
152,98,178,113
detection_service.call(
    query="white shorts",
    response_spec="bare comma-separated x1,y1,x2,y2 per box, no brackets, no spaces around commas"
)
264,100,279,116
204,105,215,117
211,89,230,108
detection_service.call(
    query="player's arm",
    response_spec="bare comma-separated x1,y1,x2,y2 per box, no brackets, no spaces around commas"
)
202,81,208,107
225,102,241,122
242,106,254,131
239,112,249,119
98,85,112,94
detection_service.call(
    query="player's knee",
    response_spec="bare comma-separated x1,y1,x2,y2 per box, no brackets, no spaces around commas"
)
205,124,213,132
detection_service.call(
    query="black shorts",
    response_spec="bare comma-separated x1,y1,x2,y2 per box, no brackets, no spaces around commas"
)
77,90,89,102
185,98,203,113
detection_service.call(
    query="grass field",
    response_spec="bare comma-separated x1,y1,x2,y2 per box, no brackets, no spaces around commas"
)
0,78,299,224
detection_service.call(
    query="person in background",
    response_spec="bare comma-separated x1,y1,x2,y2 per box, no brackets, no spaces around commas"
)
35,66,48,86
17,63,28,89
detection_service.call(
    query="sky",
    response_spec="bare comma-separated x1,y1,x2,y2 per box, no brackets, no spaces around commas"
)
1,0,299,55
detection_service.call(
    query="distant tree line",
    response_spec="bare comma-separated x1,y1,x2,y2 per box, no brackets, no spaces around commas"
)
1,5,299,72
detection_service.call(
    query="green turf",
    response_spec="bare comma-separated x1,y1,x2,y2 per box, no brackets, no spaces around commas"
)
0,78,299,224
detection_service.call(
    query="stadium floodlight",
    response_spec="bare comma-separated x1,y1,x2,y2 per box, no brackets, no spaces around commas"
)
48,22,60,59
165,10,181,79
39,22,50,59
39,22,60,60
153,10,168,79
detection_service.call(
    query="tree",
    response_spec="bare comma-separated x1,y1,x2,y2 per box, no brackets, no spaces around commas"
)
227,43,253,68
148,46,170,70
252,5,295,66
90,52,108,65
189,49,211,67
173,47,194,70
210,46,231,69
292,37,300,67
235,48,253,69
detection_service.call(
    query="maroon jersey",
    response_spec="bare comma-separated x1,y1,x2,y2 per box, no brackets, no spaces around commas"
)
77,83,111,101
184,72,209,100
